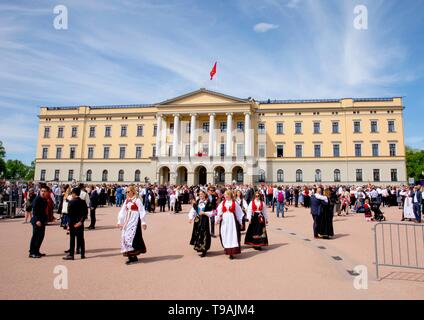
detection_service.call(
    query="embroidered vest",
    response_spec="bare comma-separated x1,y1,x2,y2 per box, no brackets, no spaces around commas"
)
252,200,263,212
222,199,236,213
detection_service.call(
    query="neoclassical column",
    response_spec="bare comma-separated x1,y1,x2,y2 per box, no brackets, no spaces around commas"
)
244,112,252,157
172,114,180,157
161,117,167,156
190,113,197,156
226,112,233,157
156,115,162,157
208,113,215,157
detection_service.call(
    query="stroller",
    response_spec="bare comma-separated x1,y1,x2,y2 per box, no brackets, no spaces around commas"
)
371,200,386,221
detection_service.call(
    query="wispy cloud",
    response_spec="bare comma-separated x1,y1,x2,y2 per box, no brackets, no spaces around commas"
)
253,22,279,33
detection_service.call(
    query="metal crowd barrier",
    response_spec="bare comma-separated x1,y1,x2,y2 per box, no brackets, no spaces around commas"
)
374,222,424,280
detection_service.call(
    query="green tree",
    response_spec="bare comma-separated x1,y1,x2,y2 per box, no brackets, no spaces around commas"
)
405,146,424,182
25,160,35,181
0,158,5,178
0,141,5,159
5,160,30,181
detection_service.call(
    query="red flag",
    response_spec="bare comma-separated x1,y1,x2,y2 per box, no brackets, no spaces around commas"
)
210,62,217,80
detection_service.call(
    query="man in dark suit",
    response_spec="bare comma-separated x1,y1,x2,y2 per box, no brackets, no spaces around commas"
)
29,185,49,258
412,185,422,223
87,186,98,230
63,188,87,260
208,187,217,237
310,187,328,239
245,185,254,205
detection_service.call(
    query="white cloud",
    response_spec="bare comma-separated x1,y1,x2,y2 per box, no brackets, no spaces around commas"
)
253,22,279,33
286,0,301,8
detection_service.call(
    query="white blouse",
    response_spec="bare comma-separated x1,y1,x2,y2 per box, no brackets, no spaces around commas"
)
247,200,268,222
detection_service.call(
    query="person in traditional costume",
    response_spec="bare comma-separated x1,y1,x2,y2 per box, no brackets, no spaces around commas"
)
117,185,147,265
215,190,244,260
400,188,415,221
245,191,269,250
188,190,214,257
318,188,335,238
235,190,248,231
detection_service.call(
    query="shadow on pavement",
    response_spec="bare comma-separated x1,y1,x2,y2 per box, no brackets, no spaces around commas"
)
331,233,350,239
237,243,289,260
381,271,424,282
140,254,184,263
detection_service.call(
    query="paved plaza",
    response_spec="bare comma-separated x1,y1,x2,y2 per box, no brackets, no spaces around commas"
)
0,205,423,300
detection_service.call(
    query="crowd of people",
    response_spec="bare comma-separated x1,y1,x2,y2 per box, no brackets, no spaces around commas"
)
1,178,423,264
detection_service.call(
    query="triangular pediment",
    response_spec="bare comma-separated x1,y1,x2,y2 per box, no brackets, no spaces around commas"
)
158,88,249,105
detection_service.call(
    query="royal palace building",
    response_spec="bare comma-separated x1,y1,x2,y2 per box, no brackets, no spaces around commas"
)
35,88,407,185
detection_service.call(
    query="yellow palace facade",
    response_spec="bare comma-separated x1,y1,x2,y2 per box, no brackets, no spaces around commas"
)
35,88,407,185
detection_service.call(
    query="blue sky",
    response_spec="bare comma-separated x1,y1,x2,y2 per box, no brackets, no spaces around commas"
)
1,0,423,165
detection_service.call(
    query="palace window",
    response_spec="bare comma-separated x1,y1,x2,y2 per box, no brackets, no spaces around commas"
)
372,144,379,157
314,145,321,158
276,144,284,158
203,122,209,133
70,147,76,159
389,143,396,157
333,144,340,157
42,147,48,159
40,170,46,181
353,121,361,133
391,169,398,182
71,127,78,138
371,121,378,133
86,170,92,182
356,169,363,182
68,170,74,182
44,127,50,138
388,120,395,133
258,169,266,183
121,126,127,137
277,169,284,182
220,122,227,133
332,122,339,134
136,146,142,159
237,121,244,132
102,170,108,182
258,123,266,134
54,170,60,181
89,126,96,138
276,123,284,135
57,127,64,138
315,169,322,183
295,122,302,134
334,169,341,182
105,126,111,137
355,144,362,157
88,147,94,159
135,170,141,182
56,147,62,159
119,146,126,159
373,169,380,182
103,146,110,159
313,122,320,134
118,170,124,182
296,169,303,182
295,145,303,158
137,125,144,137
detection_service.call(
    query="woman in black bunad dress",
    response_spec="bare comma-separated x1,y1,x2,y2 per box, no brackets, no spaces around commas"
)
188,190,214,257
235,190,248,231
117,185,147,265
245,191,269,250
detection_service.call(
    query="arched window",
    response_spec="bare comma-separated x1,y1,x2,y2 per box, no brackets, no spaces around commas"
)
236,168,243,183
258,169,266,182
296,169,303,182
102,170,108,182
277,169,284,182
135,170,141,182
334,169,341,182
86,170,92,182
315,169,322,183
118,170,124,182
